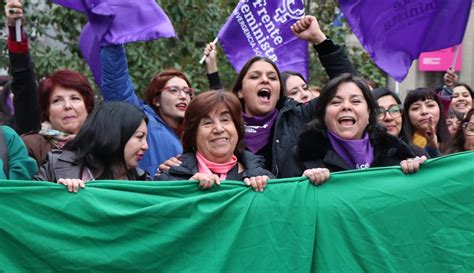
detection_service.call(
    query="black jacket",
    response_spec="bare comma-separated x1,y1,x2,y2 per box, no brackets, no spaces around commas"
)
9,47,42,135
208,39,357,178
157,151,275,181
280,121,416,178
271,41,358,177
208,40,357,177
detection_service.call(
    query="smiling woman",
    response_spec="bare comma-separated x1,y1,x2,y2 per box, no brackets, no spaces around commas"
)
445,109,474,154
450,83,473,115
35,101,150,192
158,90,274,192
282,73,426,184
100,45,193,177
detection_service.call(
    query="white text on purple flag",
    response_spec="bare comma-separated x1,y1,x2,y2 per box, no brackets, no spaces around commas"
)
234,0,304,62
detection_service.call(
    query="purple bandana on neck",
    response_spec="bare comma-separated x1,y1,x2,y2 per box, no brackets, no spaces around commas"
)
327,129,374,170
243,109,278,153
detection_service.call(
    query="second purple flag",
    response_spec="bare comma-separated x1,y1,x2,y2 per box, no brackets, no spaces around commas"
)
218,0,309,80
339,0,472,82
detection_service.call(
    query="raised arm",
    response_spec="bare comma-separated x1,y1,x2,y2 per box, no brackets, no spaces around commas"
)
100,45,140,105
6,0,41,134
291,15,357,78
203,42,223,90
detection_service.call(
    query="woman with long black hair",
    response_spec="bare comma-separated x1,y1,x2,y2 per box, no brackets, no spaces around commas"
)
35,101,149,192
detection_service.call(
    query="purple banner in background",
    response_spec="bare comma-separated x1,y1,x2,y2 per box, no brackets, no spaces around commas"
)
50,0,176,85
339,0,472,82
218,0,308,80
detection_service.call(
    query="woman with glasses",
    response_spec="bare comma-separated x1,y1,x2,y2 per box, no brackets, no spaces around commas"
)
100,45,194,176
445,109,474,154
373,88,428,156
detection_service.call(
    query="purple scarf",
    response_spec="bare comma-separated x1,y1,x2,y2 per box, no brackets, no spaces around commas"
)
243,109,278,153
327,130,374,170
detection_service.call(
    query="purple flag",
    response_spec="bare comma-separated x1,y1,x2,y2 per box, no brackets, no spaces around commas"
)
49,0,87,12
339,0,472,82
50,0,176,84
218,0,308,80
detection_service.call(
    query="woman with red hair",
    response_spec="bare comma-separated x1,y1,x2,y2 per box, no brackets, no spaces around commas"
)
100,45,193,176
6,1,95,166
22,70,95,165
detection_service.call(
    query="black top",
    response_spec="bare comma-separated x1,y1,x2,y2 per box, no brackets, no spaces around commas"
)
207,39,358,177
9,47,42,135
157,151,275,181
280,120,416,178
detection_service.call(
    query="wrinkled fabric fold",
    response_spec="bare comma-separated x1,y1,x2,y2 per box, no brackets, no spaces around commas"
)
0,152,473,272
339,0,471,81
50,0,176,84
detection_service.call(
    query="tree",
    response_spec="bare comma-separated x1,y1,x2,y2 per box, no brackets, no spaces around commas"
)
0,0,386,96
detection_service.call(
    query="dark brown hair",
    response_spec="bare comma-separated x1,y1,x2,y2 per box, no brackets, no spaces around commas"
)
445,108,474,154
231,56,285,111
182,90,245,157
315,73,378,132
402,87,451,148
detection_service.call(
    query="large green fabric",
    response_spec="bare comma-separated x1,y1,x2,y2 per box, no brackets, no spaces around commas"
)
0,152,473,272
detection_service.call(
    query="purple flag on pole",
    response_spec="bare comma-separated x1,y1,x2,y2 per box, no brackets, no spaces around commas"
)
339,0,472,82
218,0,308,80
50,0,176,84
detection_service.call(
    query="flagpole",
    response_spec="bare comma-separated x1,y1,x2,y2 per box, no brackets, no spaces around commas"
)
199,37,218,65
15,19,21,42
451,45,461,69
7,0,22,42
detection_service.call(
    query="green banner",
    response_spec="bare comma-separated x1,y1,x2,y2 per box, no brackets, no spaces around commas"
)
0,152,473,272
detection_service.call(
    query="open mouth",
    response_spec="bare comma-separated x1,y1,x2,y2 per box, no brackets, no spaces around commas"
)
338,116,356,126
257,88,271,101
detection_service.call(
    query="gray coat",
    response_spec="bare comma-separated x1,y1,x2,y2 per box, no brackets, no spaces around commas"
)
34,150,148,182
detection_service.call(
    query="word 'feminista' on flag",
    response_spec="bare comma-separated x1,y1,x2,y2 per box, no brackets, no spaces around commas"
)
339,0,472,82
49,0,176,85
218,0,308,80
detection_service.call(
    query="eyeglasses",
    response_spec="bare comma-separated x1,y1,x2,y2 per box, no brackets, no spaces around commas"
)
463,122,474,136
377,105,402,120
160,86,195,97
